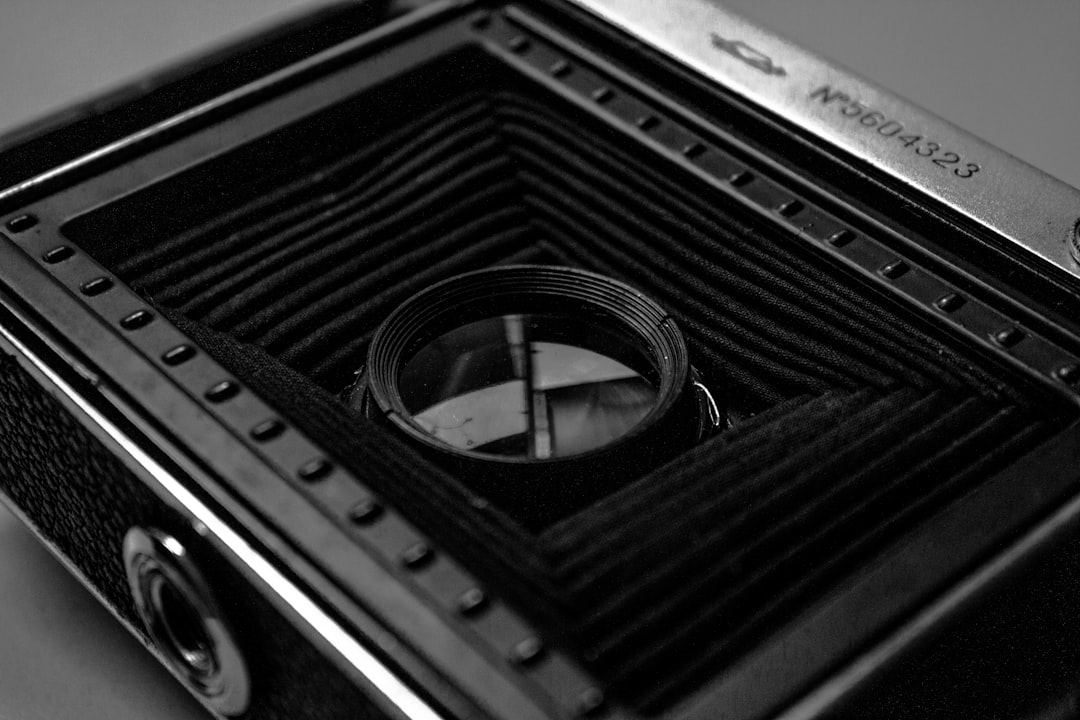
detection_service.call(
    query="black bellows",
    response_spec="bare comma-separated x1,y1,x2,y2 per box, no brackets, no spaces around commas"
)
67,79,1048,710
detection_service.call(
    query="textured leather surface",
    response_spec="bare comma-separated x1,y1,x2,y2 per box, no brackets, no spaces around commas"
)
0,501,207,719
0,352,387,719
3,0,1078,716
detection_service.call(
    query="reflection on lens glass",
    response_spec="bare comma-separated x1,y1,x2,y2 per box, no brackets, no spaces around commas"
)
398,314,659,459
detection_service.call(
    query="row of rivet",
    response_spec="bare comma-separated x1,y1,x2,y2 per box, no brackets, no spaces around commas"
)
6,19,610,714
19,214,564,712
489,19,1080,395
34,233,541,707
26,233,359,497
0,12,1070,717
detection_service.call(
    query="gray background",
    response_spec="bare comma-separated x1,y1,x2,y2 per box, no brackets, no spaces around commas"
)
0,1,1077,718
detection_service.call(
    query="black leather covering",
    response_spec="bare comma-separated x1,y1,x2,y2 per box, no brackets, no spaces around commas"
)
0,353,386,719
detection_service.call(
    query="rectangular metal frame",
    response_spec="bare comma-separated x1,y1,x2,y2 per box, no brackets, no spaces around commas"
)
0,1,1079,719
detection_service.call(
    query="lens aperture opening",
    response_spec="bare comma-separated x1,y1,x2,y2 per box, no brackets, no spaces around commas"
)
150,574,217,678
362,266,704,474
397,313,660,459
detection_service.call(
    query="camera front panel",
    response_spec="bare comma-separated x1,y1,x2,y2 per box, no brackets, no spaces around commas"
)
2,2,1080,718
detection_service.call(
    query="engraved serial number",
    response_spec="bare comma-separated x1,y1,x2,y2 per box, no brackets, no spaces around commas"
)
809,85,980,179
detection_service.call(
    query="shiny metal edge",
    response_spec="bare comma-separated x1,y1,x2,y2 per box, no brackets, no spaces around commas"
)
0,317,445,720
566,0,1080,280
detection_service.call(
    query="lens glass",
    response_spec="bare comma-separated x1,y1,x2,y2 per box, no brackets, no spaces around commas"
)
397,313,659,459
150,575,216,677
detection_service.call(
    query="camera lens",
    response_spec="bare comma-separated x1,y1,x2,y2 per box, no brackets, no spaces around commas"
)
350,265,721,526
396,312,659,459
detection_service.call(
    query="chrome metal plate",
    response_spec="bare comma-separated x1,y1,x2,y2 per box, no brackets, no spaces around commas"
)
569,0,1080,280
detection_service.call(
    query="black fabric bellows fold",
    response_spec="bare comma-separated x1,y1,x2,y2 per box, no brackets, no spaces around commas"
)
67,81,1050,711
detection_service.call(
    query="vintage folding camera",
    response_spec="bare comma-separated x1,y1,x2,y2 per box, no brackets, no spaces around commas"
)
2,1,1080,718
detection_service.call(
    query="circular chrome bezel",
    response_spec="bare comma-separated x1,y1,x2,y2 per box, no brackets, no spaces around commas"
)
361,265,696,465
122,526,250,716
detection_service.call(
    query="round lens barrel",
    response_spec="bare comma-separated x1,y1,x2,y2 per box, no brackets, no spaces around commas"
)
352,265,720,527
355,265,709,466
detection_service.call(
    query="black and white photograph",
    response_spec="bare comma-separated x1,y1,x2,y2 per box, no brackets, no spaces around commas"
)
1,1,1079,718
